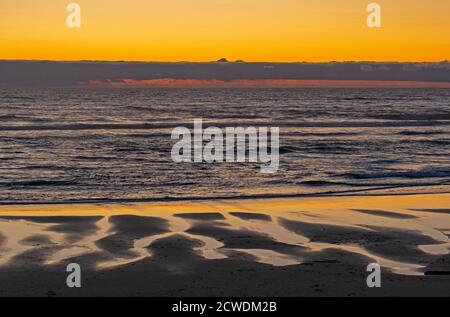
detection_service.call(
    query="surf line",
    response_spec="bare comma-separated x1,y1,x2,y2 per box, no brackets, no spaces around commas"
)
171,119,280,174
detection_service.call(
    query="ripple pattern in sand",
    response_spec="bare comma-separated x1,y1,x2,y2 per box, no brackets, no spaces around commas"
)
0,207,449,276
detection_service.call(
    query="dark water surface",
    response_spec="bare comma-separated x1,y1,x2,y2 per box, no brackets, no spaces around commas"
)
0,88,449,203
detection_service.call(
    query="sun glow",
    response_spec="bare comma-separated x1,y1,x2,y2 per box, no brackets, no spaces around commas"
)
1,0,449,62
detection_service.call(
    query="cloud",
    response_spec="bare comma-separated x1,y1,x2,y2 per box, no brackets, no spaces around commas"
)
1,60,449,87
360,65,376,72
89,79,450,88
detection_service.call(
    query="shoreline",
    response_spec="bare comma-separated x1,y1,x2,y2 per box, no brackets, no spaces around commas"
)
0,192,449,216
0,188,449,207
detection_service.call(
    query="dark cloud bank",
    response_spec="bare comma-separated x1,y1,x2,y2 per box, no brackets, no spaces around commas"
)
0,60,449,87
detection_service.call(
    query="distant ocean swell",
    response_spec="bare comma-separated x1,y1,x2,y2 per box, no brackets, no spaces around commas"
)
0,120,449,131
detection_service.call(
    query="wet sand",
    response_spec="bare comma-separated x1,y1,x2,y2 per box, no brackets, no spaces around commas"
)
0,193,449,297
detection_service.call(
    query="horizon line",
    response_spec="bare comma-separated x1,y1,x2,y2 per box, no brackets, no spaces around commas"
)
1,59,449,64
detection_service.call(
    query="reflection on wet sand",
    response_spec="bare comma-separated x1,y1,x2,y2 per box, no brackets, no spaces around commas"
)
0,194,449,277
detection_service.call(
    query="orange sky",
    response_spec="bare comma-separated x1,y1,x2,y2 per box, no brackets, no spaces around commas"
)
1,0,449,62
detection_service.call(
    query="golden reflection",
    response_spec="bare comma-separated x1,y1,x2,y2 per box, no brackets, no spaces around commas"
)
0,193,449,275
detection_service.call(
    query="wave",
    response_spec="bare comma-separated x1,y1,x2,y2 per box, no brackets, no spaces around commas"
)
1,185,449,205
284,131,361,137
298,180,449,188
339,168,450,180
397,131,445,136
299,180,387,187
0,115,50,123
371,113,450,121
0,95,36,101
425,140,450,146
0,180,78,188
279,146,302,154
299,180,357,187
1,120,450,131
0,115,22,120
17,165,80,171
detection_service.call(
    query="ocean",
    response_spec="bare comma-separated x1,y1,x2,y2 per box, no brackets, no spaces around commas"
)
0,87,449,203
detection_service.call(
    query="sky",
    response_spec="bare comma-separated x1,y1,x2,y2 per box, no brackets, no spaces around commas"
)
1,0,449,62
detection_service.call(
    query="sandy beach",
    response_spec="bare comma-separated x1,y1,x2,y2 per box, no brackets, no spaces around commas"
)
0,193,449,297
